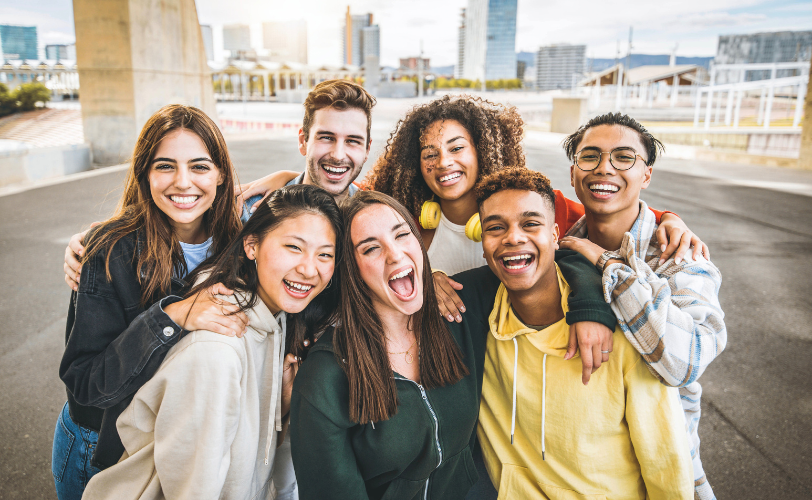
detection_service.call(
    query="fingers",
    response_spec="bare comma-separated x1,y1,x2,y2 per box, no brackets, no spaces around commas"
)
580,343,593,386
65,273,78,292
250,197,265,214
68,230,88,258
446,277,464,292
283,353,301,371
209,282,235,296
659,227,682,264
672,230,693,265
564,324,578,360
701,242,710,261
64,246,82,291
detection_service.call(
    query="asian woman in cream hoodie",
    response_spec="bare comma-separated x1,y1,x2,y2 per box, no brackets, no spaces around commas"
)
82,184,343,500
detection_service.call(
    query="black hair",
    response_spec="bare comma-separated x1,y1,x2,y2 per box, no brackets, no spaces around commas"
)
563,112,664,166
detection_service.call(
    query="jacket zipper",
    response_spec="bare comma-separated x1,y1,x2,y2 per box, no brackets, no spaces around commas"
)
394,376,442,500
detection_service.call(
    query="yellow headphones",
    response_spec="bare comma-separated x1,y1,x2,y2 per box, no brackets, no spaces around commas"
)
419,199,482,242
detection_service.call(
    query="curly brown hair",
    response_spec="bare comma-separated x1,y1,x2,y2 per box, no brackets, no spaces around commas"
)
475,167,556,213
367,94,525,218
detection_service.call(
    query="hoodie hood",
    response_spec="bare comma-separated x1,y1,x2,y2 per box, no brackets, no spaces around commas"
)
487,263,574,360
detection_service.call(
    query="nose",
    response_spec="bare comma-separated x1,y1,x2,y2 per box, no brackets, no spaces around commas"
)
295,254,318,280
384,240,406,266
174,165,192,189
438,149,454,170
502,224,527,246
593,152,615,176
331,139,347,162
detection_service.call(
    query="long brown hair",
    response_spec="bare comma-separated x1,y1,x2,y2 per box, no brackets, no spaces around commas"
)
187,184,343,359
367,94,525,217
334,191,469,424
83,104,242,305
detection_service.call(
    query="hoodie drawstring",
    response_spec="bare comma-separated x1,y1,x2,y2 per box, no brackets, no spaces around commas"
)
510,338,518,445
264,315,286,465
541,353,547,460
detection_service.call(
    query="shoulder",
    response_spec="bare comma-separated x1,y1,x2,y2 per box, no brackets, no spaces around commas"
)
294,328,349,405
451,265,500,302
164,330,246,370
78,227,140,294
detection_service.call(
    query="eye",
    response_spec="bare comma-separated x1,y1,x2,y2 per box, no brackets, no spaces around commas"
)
362,245,379,256
347,139,362,146
154,163,173,170
286,244,302,253
395,231,410,239
524,221,541,229
319,252,334,259
451,145,463,153
191,164,211,172
484,224,504,232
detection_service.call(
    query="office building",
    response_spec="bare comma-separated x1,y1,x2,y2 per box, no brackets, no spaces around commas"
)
715,30,812,82
400,57,430,71
200,25,214,61
536,43,586,90
0,25,38,61
461,0,517,81
262,20,307,64
45,44,76,61
223,24,252,59
456,9,466,79
343,7,378,66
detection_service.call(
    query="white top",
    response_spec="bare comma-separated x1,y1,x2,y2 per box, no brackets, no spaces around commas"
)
426,212,488,277
83,292,287,500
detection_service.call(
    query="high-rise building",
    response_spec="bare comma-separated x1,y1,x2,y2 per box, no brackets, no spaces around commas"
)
461,0,517,81
200,25,214,61
456,9,466,79
400,57,430,70
45,44,69,60
715,30,812,82
223,24,252,59
535,44,586,91
343,7,378,66
263,20,308,64
0,25,38,61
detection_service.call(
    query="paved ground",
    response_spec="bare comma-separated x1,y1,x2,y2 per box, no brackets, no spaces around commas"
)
2,128,812,498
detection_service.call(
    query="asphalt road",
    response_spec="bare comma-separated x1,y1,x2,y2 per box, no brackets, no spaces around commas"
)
1,134,811,499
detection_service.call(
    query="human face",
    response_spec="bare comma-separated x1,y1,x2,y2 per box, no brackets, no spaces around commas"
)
419,119,479,202
569,124,652,218
351,204,425,317
480,190,560,293
299,107,370,200
149,129,223,243
244,213,336,315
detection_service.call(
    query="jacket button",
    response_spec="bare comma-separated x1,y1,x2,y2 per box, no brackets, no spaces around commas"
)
162,326,175,337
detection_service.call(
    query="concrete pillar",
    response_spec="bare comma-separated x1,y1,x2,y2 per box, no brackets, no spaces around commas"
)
551,96,588,134
799,58,812,170
73,0,215,165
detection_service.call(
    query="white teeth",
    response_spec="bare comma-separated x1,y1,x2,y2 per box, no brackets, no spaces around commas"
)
502,254,531,261
439,172,462,182
323,165,349,173
502,254,531,270
284,280,312,292
389,268,414,281
170,195,199,204
589,184,619,192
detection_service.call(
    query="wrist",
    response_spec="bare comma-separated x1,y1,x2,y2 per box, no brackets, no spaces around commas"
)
596,251,623,272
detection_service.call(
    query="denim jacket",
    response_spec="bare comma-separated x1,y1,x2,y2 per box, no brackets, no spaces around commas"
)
59,228,188,469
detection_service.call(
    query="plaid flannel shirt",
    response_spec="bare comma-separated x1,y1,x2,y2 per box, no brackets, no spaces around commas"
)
566,200,727,500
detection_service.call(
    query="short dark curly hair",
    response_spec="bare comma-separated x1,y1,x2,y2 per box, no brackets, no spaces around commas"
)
562,112,664,166
367,94,525,218
475,167,556,213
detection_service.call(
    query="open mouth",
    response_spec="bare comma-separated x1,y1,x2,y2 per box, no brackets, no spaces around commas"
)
437,171,462,186
388,266,416,299
169,195,200,206
320,163,351,180
588,183,620,197
283,279,314,298
500,253,535,272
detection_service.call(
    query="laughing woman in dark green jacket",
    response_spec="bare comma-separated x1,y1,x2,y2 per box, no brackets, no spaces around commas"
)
289,191,613,500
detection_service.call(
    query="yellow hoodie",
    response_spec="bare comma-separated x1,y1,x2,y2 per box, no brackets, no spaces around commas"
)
478,265,693,500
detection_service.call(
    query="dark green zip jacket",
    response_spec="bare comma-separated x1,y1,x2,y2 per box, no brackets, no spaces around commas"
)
289,250,615,500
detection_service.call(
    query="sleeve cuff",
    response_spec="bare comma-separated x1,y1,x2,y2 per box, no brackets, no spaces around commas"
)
148,296,189,344
565,299,617,331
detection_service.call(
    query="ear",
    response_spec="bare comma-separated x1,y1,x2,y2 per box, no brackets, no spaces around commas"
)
217,168,225,186
640,164,653,190
298,128,307,157
552,223,560,249
243,235,259,260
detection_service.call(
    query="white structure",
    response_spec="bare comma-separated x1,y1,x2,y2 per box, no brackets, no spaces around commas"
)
456,8,465,79
263,20,307,64
0,60,79,98
536,44,585,90
223,24,251,59
200,25,214,62
461,0,517,81
361,25,380,65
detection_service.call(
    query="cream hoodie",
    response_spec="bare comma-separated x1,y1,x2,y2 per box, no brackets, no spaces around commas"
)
83,292,286,500
477,265,693,500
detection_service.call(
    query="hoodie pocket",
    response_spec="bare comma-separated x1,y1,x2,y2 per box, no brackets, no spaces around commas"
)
497,464,606,500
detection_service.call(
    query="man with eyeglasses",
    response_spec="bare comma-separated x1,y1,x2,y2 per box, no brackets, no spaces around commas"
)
558,112,726,500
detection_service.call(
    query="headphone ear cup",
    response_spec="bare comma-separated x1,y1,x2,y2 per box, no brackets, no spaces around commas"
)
419,201,441,230
465,213,482,242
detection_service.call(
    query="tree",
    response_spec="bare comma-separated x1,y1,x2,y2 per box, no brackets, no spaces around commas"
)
0,83,16,117
13,83,51,111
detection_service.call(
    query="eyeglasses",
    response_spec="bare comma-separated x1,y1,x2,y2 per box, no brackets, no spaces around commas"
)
574,147,646,171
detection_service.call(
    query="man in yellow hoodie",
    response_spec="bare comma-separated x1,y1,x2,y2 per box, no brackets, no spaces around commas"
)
474,167,693,499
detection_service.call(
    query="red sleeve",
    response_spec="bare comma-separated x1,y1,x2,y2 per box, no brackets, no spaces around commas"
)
554,190,585,236
649,208,678,224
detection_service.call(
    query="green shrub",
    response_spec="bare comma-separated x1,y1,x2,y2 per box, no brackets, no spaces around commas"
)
0,83,16,117
14,82,51,111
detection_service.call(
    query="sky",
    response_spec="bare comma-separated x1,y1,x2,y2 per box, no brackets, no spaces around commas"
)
3,0,812,67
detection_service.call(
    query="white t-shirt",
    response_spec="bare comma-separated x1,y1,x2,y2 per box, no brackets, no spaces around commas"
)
426,212,487,276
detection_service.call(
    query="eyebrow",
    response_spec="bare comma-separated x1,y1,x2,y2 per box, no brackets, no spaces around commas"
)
315,129,366,141
151,157,213,163
446,135,465,145
354,222,406,248
482,211,546,224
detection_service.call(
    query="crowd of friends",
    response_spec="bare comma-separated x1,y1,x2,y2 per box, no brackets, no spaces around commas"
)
53,79,726,500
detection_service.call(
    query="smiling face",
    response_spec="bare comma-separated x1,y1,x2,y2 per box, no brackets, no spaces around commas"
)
480,189,560,294
351,204,425,317
299,107,370,201
244,212,336,315
570,124,652,219
419,119,479,203
148,129,223,243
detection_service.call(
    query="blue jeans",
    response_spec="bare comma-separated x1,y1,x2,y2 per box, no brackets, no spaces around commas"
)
52,402,101,500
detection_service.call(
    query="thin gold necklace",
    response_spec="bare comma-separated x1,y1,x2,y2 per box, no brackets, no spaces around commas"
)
387,337,418,364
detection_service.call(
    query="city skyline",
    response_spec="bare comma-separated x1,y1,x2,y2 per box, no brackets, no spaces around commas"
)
5,0,812,67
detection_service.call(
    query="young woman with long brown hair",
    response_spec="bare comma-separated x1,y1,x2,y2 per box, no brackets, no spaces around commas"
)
288,191,614,500
53,105,245,500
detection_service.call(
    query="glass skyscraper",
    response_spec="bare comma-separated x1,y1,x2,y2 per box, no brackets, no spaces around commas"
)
461,0,517,81
0,25,38,61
